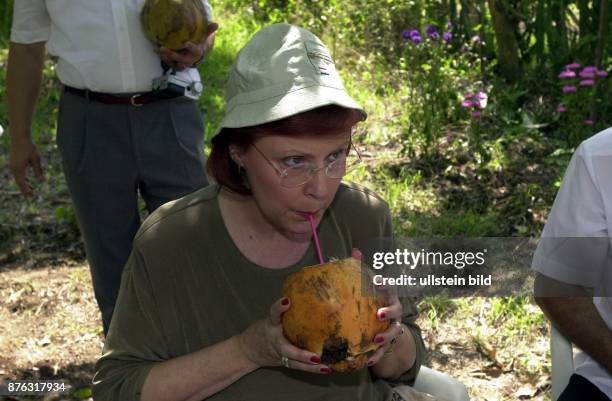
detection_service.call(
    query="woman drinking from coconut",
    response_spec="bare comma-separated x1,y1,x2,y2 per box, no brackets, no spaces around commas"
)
93,23,426,401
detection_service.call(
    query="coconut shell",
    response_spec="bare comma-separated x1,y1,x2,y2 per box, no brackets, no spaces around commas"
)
282,258,389,372
141,0,208,51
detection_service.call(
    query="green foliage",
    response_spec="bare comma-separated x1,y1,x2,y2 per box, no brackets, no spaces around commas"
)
0,0,13,44
418,295,456,327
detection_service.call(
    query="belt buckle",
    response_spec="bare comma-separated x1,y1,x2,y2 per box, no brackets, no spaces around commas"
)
130,94,144,107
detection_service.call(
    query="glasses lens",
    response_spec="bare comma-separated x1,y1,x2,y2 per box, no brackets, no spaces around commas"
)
280,167,311,187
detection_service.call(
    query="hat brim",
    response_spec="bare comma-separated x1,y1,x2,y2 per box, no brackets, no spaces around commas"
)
212,84,366,139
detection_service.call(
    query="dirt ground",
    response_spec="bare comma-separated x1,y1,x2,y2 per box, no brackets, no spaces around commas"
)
0,256,553,401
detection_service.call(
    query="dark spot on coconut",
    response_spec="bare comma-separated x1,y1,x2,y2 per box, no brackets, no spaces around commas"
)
359,332,370,349
321,335,349,364
307,275,331,301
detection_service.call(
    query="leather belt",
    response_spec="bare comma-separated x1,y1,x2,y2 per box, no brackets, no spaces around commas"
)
64,86,164,106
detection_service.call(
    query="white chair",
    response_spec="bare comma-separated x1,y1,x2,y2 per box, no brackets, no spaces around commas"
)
413,366,470,401
551,324,574,401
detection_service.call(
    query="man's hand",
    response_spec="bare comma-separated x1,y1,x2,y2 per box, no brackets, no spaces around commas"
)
155,22,218,70
7,41,46,198
9,137,44,197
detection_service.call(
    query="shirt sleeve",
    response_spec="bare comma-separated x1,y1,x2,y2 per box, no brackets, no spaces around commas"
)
92,247,168,401
531,144,610,288
10,0,51,43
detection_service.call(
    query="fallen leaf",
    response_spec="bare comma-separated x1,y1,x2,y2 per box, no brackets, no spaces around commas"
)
516,386,535,399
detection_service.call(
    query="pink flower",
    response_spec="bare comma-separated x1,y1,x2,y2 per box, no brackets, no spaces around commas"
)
557,105,567,113
565,63,581,70
471,110,482,119
580,79,595,86
464,92,474,99
462,100,474,108
563,85,577,93
584,119,594,126
582,66,598,73
474,92,488,109
596,70,609,77
580,70,595,78
558,70,576,79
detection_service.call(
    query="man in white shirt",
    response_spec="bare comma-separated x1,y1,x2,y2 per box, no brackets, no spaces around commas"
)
7,0,218,335
532,127,612,401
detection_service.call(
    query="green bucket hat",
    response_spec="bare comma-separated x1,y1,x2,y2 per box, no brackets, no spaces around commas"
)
212,23,366,138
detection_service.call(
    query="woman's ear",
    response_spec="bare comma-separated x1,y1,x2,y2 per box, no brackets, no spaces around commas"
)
229,144,244,167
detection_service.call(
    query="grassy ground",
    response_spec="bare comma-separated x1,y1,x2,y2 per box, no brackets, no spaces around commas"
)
0,3,571,401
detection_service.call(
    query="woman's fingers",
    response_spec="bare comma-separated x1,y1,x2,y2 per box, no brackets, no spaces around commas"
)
281,357,331,374
269,297,290,325
366,343,388,367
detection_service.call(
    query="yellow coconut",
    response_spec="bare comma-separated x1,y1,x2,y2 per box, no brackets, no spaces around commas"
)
141,0,208,50
282,258,389,372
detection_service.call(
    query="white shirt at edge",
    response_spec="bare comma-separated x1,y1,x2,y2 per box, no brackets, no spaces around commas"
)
532,127,612,398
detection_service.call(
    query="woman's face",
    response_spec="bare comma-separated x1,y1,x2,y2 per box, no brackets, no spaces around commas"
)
236,131,351,242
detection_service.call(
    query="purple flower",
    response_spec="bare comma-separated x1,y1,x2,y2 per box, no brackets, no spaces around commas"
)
563,85,577,93
471,110,482,119
596,70,609,77
426,25,437,35
447,21,453,30
565,63,581,70
461,46,470,53
464,92,474,99
462,100,474,108
558,70,576,79
579,70,595,78
580,79,595,87
401,29,413,40
472,35,481,44
557,105,567,113
443,31,452,43
584,119,594,126
411,34,423,44
582,66,598,73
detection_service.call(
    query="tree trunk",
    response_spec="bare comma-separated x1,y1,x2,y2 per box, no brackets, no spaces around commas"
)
487,0,520,83
594,0,607,68
548,0,569,66
578,0,591,39
534,0,546,67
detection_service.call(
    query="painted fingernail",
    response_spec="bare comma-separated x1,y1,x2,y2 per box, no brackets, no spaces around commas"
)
378,311,386,320
320,367,331,374
367,360,374,366
374,336,384,344
310,356,321,364
281,298,290,306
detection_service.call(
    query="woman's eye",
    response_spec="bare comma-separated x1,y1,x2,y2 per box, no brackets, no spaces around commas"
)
283,156,306,168
328,150,345,162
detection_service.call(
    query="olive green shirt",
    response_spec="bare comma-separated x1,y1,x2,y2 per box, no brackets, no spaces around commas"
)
92,182,425,401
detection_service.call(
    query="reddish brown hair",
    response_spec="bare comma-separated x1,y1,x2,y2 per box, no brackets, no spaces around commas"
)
207,105,364,195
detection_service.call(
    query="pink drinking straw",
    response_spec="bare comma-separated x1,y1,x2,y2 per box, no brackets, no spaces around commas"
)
307,213,325,264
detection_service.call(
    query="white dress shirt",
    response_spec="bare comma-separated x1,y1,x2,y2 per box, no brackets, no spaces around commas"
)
532,127,612,398
10,0,212,93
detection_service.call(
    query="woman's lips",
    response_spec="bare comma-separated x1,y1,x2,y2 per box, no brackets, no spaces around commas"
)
296,210,320,220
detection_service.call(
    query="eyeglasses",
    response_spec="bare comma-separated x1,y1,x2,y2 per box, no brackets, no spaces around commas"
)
251,141,362,188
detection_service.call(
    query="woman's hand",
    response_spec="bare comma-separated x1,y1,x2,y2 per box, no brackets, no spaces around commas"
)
237,297,331,374
366,293,404,367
